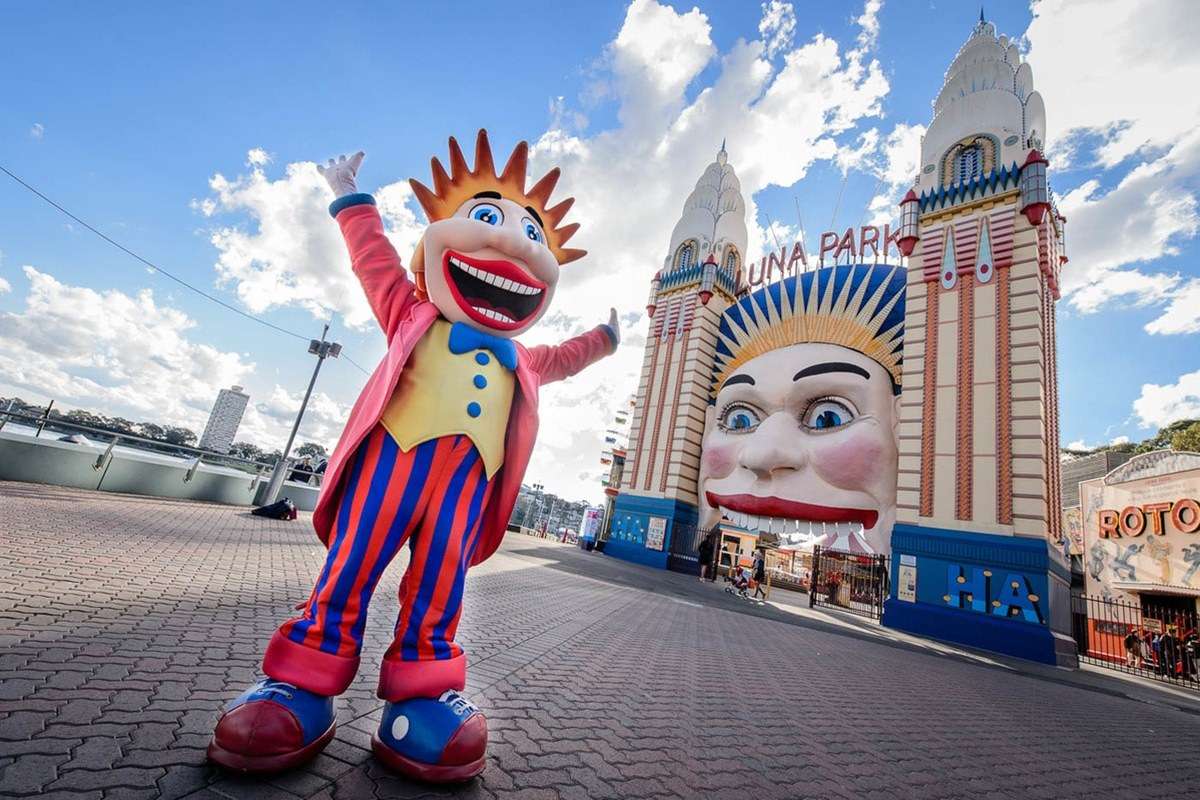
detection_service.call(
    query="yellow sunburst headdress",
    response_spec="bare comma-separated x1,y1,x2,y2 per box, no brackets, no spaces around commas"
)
407,130,585,297
712,264,907,397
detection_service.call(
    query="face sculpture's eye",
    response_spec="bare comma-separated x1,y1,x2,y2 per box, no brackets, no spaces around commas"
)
470,202,504,226
802,398,856,431
718,403,762,434
522,217,545,244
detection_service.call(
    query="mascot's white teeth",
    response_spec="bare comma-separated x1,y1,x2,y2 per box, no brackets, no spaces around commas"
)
450,257,542,296
472,307,516,323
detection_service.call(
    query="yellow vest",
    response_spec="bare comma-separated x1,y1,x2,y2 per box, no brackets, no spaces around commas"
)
379,320,515,478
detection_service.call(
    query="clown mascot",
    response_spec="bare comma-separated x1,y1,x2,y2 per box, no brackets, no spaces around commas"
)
208,131,619,782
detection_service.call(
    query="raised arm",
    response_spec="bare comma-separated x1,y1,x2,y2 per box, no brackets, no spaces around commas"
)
320,152,417,341
526,308,620,384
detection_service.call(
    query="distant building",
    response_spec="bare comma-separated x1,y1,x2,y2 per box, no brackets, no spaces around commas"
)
1060,449,1134,558
510,484,589,536
199,385,249,454
1062,451,1134,509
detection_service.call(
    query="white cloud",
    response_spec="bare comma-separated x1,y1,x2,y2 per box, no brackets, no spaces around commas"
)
1026,0,1200,322
857,122,925,226
1028,0,1200,170
1133,369,1200,429
195,150,425,328
0,277,10,294
855,0,883,52
29,123,44,139
246,148,272,167
759,1,796,59
0,266,349,453
0,267,251,432
239,385,351,452
1145,278,1200,336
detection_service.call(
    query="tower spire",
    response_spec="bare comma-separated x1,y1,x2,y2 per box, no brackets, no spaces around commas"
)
980,6,985,23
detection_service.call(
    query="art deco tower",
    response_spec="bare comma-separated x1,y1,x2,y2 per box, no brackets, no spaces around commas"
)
885,14,1074,665
607,145,748,565
894,13,1065,540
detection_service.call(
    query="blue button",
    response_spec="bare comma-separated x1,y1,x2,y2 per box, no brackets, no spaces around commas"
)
473,374,487,389
475,352,490,365
467,402,482,418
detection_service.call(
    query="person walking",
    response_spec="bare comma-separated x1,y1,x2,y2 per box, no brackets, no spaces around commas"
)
697,529,715,582
751,548,767,600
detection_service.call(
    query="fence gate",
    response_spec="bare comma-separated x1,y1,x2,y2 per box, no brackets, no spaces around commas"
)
666,523,704,575
809,546,889,620
1071,593,1199,691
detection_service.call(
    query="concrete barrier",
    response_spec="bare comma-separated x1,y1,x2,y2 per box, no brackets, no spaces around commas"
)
0,430,324,509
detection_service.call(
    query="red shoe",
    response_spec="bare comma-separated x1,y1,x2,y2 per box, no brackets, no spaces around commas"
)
371,691,487,782
207,680,336,773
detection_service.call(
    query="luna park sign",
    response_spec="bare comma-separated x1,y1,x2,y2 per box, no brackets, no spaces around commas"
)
745,225,903,286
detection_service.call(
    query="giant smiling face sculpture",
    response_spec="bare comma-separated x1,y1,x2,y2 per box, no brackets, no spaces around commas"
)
699,266,906,555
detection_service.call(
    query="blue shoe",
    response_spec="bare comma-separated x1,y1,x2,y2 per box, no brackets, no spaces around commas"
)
208,679,336,773
372,690,488,783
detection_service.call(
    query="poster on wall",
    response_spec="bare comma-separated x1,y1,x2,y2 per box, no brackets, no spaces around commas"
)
645,517,667,551
898,564,917,602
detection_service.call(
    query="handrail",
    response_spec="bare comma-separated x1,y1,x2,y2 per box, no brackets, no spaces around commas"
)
0,407,323,480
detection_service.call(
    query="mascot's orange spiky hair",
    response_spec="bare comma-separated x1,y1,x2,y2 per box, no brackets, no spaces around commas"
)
408,130,585,299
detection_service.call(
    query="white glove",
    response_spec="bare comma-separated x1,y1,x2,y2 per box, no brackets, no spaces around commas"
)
317,151,365,198
607,307,621,346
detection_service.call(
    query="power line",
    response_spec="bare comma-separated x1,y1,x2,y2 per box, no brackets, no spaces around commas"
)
1,164,310,341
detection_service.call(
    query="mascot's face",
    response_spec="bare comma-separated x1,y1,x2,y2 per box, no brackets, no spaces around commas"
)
422,194,561,338
699,342,900,555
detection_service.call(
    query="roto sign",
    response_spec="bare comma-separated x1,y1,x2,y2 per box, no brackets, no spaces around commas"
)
1097,498,1200,538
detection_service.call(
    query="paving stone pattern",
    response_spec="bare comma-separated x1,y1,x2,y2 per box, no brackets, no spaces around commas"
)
2,481,1199,799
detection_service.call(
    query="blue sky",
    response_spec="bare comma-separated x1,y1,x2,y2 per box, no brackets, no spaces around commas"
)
2,1,1198,501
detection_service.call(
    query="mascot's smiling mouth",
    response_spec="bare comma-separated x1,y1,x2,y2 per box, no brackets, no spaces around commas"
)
443,249,546,331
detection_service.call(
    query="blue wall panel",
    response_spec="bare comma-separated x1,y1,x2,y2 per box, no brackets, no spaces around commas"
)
883,523,1076,666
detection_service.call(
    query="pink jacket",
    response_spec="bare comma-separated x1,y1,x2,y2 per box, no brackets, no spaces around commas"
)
314,202,615,566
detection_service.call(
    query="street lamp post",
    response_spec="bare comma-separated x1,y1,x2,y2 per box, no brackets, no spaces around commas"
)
261,323,341,505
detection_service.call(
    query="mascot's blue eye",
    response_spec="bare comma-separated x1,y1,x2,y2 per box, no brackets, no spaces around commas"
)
470,202,503,226
719,404,761,434
523,218,544,243
804,399,855,431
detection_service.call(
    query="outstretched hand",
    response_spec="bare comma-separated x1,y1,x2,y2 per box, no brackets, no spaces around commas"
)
607,307,621,346
317,151,365,198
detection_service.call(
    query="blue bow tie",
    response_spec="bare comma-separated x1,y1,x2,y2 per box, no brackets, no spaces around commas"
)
448,322,518,371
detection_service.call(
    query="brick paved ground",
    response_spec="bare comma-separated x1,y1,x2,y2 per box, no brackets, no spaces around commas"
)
2,481,1199,800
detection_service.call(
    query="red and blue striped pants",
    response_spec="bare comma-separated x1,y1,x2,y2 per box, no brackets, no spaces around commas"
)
263,426,492,700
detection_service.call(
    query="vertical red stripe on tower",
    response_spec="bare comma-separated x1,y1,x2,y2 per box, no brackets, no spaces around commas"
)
660,322,692,493
996,263,1013,525
920,284,939,518
955,273,975,521
628,304,663,490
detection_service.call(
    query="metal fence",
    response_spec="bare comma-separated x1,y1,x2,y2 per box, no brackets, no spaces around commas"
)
809,546,890,620
667,522,706,575
1071,593,1199,691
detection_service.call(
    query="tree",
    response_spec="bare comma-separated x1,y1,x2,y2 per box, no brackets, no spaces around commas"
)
229,441,266,462
138,422,166,441
295,442,328,459
1171,421,1200,453
162,426,197,447
1137,418,1198,453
